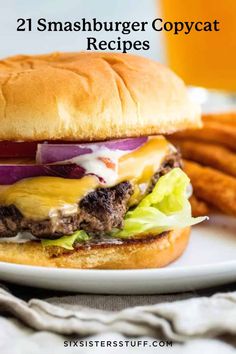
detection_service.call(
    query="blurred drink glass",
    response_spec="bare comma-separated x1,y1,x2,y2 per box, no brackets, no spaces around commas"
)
159,0,236,110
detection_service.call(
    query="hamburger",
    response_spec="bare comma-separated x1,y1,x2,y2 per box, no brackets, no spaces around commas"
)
0,52,205,269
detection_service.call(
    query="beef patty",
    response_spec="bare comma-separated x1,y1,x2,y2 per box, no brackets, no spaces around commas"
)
0,152,181,239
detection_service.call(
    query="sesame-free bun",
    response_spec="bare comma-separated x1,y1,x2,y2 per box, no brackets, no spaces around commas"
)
0,227,190,269
0,52,201,141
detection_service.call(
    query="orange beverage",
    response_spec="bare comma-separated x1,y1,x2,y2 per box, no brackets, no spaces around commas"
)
159,0,236,91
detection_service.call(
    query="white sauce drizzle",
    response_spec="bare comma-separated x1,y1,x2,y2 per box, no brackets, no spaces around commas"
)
0,232,37,243
57,146,131,186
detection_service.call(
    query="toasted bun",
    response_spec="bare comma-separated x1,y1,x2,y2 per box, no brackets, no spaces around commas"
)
0,228,190,269
0,52,200,141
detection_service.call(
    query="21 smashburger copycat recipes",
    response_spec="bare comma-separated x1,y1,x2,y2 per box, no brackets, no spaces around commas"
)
0,52,206,269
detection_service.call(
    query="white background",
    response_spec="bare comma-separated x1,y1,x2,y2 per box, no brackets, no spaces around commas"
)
0,0,164,61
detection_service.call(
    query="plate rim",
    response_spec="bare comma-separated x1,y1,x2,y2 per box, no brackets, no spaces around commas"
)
1,259,236,277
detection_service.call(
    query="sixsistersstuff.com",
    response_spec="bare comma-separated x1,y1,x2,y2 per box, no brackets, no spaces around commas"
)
63,339,173,348
16,17,220,53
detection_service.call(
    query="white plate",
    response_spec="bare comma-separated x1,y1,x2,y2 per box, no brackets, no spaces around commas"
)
0,215,236,294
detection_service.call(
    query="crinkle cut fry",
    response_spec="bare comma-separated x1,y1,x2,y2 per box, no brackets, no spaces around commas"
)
171,140,236,178
203,112,236,127
183,160,236,216
189,195,209,217
172,121,236,151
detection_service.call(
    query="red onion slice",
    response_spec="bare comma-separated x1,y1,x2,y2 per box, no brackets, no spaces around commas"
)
0,164,92,185
0,138,148,185
36,137,147,164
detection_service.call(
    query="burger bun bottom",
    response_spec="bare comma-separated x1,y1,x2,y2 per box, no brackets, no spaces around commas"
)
0,227,190,269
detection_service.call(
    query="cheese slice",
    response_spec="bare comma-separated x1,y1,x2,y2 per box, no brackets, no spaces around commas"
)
0,136,171,220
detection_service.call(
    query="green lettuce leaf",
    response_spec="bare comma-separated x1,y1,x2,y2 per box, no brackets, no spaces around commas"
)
113,168,207,238
41,230,90,250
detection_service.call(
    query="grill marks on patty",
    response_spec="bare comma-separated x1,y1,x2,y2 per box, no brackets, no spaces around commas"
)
79,181,133,233
0,206,22,237
0,152,181,239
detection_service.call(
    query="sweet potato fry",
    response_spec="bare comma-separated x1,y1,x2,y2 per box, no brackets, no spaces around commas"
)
171,140,236,178
189,195,209,217
172,121,236,151
203,112,236,127
183,160,236,216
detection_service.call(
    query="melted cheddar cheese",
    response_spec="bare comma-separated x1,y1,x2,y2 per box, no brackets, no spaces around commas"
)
0,136,171,220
